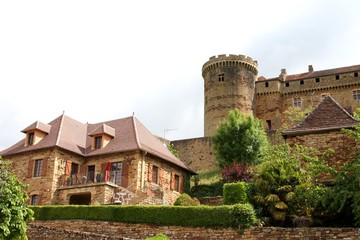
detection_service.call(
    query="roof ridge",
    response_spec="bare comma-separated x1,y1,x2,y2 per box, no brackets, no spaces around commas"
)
55,114,65,146
132,116,142,149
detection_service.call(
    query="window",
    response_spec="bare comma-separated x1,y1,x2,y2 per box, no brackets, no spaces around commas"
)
174,175,180,192
265,82,269,88
315,77,320,83
34,159,43,177
71,163,79,175
285,82,290,87
293,98,301,107
110,162,122,185
335,74,340,80
95,136,102,149
266,120,272,130
355,72,359,77
218,73,224,82
353,90,360,100
300,80,304,85
31,195,39,205
87,165,95,182
152,165,159,184
28,132,34,146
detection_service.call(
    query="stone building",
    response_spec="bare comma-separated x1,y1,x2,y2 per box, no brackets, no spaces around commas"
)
0,114,195,206
173,54,360,172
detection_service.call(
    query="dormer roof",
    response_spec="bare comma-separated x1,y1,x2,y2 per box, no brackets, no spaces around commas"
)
283,96,359,136
21,121,51,134
88,124,115,137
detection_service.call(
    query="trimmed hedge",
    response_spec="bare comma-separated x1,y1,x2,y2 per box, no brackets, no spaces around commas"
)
223,182,249,205
174,193,200,206
31,204,257,228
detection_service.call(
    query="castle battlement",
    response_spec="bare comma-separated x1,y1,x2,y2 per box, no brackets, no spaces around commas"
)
202,54,258,77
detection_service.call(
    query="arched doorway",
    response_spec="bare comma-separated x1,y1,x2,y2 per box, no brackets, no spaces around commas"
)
69,193,91,205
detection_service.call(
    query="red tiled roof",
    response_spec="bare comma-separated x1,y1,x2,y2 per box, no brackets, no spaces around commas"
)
283,96,359,136
0,114,195,174
263,64,360,81
21,121,51,134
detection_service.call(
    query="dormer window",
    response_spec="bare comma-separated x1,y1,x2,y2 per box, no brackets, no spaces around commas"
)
28,132,34,146
95,136,102,149
22,121,51,147
88,123,115,150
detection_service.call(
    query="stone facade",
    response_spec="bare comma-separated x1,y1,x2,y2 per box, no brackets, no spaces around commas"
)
28,220,360,240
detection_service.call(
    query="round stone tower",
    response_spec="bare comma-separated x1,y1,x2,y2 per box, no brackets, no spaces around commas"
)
202,54,258,137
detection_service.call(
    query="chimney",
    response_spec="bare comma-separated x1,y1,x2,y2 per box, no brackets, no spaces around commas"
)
279,68,287,81
308,65,314,72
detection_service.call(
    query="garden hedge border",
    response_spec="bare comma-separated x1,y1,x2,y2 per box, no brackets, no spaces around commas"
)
30,204,257,228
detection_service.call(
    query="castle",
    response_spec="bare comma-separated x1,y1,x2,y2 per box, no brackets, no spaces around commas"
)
173,54,360,172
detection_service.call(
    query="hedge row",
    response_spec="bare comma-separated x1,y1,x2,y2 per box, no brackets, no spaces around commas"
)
31,204,257,228
223,182,250,205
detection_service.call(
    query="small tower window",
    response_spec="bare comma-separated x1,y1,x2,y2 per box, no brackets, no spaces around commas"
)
355,72,358,77
353,90,360,100
31,195,39,205
95,136,102,149
218,73,224,82
28,132,34,146
266,120,272,130
293,98,301,107
285,82,290,87
265,82,269,88
315,77,320,83
335,75,340,80
300,80,304,85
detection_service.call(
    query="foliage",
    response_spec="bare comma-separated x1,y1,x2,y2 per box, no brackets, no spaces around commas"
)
167,143,180,158
192,169,221,186
174,193,200,206
223,182,250,205
145,233,169,240
0,158,34,239
252,144,330,225
212,109,269,168
31,204,257,228
221,162,253,183
190,181,224,199
353,107,360,120
282,106,314,130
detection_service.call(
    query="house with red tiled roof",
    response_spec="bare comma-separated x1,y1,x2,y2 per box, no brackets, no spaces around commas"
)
0,114,195,206
283,96,360,171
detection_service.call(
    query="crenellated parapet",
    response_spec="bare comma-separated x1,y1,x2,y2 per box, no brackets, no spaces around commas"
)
202,54,258,77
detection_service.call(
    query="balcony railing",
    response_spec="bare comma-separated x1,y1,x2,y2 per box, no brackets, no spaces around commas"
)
59,173,106,187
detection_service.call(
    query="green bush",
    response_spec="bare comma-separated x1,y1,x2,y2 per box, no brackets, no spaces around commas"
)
146,233,169,240
190,181,224,199
223,182,249,205
174,193,200,206
31,204,257,228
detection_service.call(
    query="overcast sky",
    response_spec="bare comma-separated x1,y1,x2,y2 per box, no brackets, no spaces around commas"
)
1,0,360,151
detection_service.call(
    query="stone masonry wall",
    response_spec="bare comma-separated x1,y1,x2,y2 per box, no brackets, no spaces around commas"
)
172,137,217,172
28,220,360,240
286,130,360,170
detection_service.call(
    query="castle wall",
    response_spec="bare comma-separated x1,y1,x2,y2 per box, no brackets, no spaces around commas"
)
172,137,217,172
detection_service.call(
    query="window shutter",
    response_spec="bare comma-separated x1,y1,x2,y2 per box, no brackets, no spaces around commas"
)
179,176,184,193
79,165,87,177
159,168,164,186
170,173,175,190
148,163,153,182
65,160,72,176
41,158,47,176
27,160,34,178
38,193,43,205
121,161,129,188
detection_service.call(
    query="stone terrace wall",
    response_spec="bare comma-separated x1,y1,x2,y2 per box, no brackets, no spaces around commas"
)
28,220,360,240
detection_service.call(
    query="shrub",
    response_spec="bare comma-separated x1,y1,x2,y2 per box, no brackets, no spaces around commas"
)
222,162,252,183
31,204,257,228
146,233,169,240
223,182,249,205
190,181,224,199
174,193,200,206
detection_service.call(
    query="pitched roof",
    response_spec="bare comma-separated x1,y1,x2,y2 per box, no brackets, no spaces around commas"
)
21,121,51,134
283,96,359,136
0,114,195,174
260,64,360,82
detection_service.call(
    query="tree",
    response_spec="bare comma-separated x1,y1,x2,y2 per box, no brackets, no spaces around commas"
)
212,109,269,168
282,106,314,130
0,158,34,239
167,143,180,158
